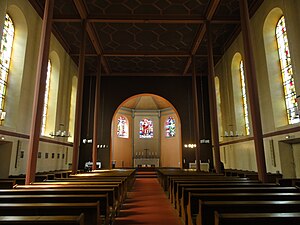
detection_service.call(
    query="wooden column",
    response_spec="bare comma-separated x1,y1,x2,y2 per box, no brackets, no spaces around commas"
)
206,21,221,173
192,56,201,171
25,0,54,184
72,20,87,174
92,57,101,170
239,0,267,182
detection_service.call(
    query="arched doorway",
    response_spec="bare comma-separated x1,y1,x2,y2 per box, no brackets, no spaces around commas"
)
110,93,182,168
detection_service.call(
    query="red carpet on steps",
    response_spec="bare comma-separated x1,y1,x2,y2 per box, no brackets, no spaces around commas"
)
114,178,182,225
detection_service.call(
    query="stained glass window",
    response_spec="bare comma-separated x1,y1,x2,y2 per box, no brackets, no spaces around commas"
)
0,14,14,112
240,61,250,135
276,16,299,124
165,116,176,137
41,60,51,135
117,116,129,138
139,118,153,138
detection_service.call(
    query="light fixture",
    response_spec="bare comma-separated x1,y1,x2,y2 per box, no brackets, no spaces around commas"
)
49,123,70,137
184,144,197,148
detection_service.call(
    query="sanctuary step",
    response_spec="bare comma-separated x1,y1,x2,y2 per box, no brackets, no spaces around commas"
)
135,171,157,178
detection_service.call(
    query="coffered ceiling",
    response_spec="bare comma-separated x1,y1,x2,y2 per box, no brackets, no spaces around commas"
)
28,0,263,76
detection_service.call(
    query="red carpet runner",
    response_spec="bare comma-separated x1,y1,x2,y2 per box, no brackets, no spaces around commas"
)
114,178,182,225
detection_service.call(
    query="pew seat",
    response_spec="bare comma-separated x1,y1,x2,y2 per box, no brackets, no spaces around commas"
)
195,200,300,225
0,202,100,225
0,214,84,225
214,212,300,225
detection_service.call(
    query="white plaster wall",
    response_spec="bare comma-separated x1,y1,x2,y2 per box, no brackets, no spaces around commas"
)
216,0,300,174
0,0,77,176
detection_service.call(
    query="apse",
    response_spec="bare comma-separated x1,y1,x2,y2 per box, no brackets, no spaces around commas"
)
111,94,182,168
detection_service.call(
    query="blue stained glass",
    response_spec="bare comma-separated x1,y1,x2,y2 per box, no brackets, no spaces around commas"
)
276,16,299,124
165,116,176,137
139,118,153,138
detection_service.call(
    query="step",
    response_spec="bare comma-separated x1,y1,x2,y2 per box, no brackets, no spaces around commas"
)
135,174,158,178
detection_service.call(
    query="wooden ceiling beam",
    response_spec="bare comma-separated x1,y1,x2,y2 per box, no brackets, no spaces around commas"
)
105,72,185,77
52,17,239,24
103,51,190,57
73,0,110,74
183,0,221,75
70,51,222,58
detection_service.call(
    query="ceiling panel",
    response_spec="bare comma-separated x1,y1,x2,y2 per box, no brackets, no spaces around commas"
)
94,23,199,52
85,0,210,16
108,57,188,74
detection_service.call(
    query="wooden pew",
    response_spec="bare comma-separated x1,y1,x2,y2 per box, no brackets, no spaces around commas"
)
214,211,300,225
15,184,122,210
0,194,109,225
0,202,100,225
176,183,278,216
0,214,84,225
171,179,261,207
0,188,115,223
180,186,299,223
168,175,231,195
157,169,220,191
0,180,16,189
196,200,300,225
30,181,125,204
187,193,300,225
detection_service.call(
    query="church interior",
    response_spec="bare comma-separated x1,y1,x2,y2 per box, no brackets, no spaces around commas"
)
0,0,300,224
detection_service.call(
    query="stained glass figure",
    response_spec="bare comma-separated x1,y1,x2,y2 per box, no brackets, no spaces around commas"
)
0,14,14,111
276,16,299,124
240,61,250,135
117,116,129,138
139,118,153,138
41,60,51,135
165,116,176,137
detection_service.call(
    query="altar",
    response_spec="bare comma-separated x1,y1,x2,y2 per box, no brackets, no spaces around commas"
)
134,158,160,167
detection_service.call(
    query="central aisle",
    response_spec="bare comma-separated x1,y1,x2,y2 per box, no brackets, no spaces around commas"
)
114,178,182,225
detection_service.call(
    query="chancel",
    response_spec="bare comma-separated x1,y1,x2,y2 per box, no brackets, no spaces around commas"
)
1,0,300,224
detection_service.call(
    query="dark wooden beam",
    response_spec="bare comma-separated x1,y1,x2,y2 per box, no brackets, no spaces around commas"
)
183,0,221,75
73,0,110,74
53,18,82,23
106,72,184,77
52,16,240,24
103,51,190,57
71,51,222,58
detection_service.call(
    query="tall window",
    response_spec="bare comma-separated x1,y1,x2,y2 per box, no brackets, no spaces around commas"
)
240,61,250,135
165,116,176,137
276,16,299,124
139,118,153,138
117,115,129,138
41,60,51,135
0,14,14,112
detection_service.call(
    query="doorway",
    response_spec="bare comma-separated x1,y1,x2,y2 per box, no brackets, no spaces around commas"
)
279,140,300,178
0,141,13,178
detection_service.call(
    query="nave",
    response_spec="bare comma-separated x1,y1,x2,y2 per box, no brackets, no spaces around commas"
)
0,168,300,224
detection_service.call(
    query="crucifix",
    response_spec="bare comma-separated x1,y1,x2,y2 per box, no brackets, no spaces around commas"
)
144,148,149,158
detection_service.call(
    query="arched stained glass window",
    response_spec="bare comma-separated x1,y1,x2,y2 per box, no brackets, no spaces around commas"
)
165,116,175,137
240,60,250,135
276,16,299,124
41,60,51,135
139,118,153,138
117,115,129,138
0,14,14,112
